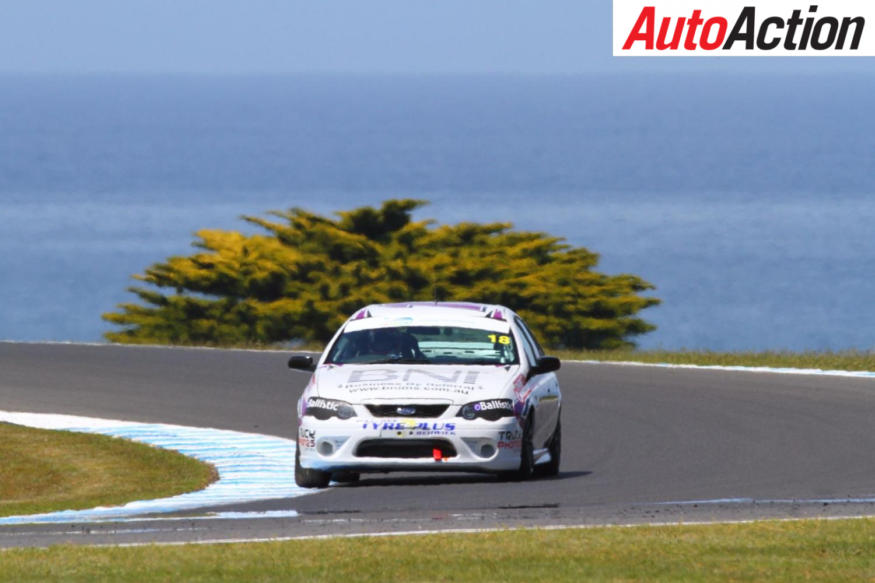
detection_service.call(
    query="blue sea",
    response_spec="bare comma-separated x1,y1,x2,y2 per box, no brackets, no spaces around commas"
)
1,73,873,351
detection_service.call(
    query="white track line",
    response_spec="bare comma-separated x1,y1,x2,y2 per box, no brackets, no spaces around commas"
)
0,411,315,525
569,359,875,378
94,514,875,548
1,515,872,551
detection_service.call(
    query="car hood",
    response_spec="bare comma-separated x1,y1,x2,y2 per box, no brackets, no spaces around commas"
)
312,363,521,404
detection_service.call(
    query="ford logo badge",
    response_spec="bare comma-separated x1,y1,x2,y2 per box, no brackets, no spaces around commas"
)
397,406,416,416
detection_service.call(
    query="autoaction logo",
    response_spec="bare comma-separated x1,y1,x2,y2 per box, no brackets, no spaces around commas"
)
613,1,875,55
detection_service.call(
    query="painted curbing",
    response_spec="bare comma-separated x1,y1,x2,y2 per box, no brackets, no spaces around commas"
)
0,411,314,525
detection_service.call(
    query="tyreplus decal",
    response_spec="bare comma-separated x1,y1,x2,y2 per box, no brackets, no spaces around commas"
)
613,1,875,56
364,420,457,433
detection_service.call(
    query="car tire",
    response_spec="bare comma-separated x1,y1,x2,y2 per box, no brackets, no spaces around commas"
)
538,415,561,477
295,445,331,488
518,412,536,479
500,412,535,481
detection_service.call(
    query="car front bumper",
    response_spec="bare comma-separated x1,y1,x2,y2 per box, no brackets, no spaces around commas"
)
297,416,524,473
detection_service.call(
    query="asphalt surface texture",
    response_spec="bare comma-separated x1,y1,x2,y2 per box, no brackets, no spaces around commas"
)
1,342,874,547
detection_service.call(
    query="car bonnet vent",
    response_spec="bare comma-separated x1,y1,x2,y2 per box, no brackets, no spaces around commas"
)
364,404,449,418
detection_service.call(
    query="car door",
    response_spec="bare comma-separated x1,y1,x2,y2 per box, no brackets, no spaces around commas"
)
513,317,560,449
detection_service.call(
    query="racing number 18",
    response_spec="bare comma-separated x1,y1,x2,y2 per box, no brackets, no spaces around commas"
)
488,334,511,345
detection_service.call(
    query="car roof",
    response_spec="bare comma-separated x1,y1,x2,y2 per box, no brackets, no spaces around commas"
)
350,301,513,320
348,302,515,324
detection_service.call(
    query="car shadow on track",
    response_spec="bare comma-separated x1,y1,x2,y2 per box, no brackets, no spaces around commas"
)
334,470,591,488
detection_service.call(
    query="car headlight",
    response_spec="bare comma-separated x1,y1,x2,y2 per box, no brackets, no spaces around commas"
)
457,399,514,421
303,397,356,420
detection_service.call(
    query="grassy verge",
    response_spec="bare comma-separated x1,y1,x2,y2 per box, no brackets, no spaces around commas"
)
553,349,875,372
1,519,873,581
0,422,216,518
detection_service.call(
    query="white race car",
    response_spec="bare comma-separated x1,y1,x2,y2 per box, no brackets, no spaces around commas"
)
288,302,562,488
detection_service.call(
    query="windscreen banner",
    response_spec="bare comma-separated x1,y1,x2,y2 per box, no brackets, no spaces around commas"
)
613,1,875,56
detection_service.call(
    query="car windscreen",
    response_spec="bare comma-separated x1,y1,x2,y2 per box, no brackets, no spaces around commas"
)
324,325,519,365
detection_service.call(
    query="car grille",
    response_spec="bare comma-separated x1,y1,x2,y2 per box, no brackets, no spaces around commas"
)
354,439,457,459
364,404,449,418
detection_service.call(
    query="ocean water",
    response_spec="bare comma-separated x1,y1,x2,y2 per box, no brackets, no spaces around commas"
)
1,73,873,351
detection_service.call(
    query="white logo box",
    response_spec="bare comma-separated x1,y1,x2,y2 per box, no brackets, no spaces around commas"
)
613,0,875,56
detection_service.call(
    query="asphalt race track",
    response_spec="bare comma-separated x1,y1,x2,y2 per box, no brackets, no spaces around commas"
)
1,342,874,547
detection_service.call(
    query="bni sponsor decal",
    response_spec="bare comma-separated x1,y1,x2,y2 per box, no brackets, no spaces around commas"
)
613,1,874,55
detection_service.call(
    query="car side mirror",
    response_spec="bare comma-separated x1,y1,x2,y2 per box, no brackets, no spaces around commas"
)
288,355,316,372
530,355,561,376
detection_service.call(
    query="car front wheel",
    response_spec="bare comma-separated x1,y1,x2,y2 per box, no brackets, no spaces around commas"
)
295,444,331,488
538,415,561,477
500,412,535,481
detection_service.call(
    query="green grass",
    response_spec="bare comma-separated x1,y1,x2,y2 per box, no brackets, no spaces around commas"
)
554,349,875,372
1,519,873,581
0,422,217,518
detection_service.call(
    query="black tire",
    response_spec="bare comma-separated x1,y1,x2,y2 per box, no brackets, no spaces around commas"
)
518,412,536,479
500,412,535,481
295,445,331,488
538,415,561,477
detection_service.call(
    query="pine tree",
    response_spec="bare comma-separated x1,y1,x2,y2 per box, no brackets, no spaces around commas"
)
103,199,659,349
